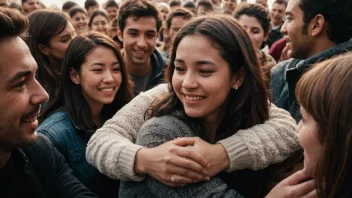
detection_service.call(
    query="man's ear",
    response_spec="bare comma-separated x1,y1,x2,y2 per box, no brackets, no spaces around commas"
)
117,28,123,42
231,67,245,89
69,67,80,85
310,14,326,37
38,44,49,56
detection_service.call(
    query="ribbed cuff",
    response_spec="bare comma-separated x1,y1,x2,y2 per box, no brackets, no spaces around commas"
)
218,134,252,172
119,144,146,181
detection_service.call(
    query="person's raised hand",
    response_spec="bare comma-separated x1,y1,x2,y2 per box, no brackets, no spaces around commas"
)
134,137,210,187
266,170,317,198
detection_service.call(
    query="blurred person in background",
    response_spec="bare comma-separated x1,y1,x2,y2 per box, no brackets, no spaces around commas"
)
104,0,119,21
89,10,110,36
62,1,77,12
157,2,170,22
235,3,276,79
0,0,10,7
267,0,287,48
196,0,213,16
26,10,75,109
84,0,99,17
183,0,196,14
69,7,89,35
22,0,40,15
170,0,181,10
221,0,237,14
160,7,193,57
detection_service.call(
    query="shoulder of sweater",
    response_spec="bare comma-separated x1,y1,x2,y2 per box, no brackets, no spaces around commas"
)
140,116,194,138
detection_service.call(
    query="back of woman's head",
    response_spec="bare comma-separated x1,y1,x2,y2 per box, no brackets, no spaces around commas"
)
296,53,352,197
154,14,269,140
26,10,68,87
46,31,133,130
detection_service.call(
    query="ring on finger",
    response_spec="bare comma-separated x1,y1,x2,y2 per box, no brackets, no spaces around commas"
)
171,175,182,182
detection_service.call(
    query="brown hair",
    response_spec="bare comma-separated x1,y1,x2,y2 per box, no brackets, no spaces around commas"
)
118,0,162,33
296,53,352,197
148,15,269,142
0,7,28,42
26,10,69,96
165,7,193,29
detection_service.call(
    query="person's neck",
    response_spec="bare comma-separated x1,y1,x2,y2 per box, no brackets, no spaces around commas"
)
124,54,152,76
306,38,336,59
90,104,104,128
0,150,11,169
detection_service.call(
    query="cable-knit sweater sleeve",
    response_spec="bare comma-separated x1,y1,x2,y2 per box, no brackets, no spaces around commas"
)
86,84,169,181
87,82,299,181
218,103,301,172
119,116,243,198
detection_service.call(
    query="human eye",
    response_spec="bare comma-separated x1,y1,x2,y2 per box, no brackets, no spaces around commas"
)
112,66,121,72
146,33,156,39
199,69,214,76
14,80,26,91
174,66,186,73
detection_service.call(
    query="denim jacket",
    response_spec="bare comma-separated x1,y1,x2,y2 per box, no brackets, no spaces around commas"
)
270,39,352,122
37,109,119,198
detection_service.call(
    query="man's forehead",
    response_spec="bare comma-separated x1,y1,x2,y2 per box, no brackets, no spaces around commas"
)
125,16,157,31
287,0,299,12
0,37,36,78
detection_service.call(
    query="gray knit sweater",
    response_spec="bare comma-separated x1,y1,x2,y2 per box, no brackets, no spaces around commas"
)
86,84,300,181
119,116,243,198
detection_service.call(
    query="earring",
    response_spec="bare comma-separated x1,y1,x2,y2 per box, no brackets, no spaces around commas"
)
234,84,238,90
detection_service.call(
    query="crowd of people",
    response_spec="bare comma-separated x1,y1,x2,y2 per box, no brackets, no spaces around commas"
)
0,0,351,197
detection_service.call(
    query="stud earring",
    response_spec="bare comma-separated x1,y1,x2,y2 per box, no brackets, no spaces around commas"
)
234,84,238,90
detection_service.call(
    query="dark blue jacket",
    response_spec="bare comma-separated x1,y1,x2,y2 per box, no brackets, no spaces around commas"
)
0,134,97,198
270,39,352,121
37,109,119,198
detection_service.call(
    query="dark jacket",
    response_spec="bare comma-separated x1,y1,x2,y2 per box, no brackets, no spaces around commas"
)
270,39,352,121
0,134,97,198
37,109,120,198
267,24,284,48
132,49,169,95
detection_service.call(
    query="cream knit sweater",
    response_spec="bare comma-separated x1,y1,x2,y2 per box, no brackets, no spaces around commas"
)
86,84,300,181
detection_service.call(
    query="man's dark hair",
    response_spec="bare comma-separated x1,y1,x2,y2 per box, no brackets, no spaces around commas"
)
272,0,287,8
84,0,98,10
118,0,162,33
166,8,193,29
299,0,352,43
170,0,181,8
183,1,196,10
197,0,213,11
0,7,28,43
62,1,77,12
105,0,119,9
234,3,271,35
68,7,87,18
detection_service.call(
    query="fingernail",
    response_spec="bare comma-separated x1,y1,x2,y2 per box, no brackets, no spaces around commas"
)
205,177,210,181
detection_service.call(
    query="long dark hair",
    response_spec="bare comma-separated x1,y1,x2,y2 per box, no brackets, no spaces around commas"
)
43,31,134,131
26,10,68,94
147,15,269,142
296,53,352,198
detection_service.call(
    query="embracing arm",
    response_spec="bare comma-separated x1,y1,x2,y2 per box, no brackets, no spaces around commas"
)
133,116,242,198
218,103,300,172
86,84,169,181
